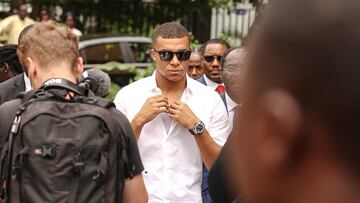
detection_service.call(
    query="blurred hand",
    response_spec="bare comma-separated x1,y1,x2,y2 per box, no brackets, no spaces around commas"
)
169,101,199,129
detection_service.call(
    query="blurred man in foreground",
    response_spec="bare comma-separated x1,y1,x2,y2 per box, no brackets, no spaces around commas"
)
230,0,360,203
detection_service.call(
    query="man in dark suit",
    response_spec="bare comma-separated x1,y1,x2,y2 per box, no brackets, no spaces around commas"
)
0,73,26,105
0,44,28,105
208,47,246,203
0,25,34,105
198,39,230,106
197,38,230,203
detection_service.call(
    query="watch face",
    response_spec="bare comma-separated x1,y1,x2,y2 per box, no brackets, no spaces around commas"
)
195,122,205,133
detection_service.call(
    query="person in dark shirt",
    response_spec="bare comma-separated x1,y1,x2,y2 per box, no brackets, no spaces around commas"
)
0,21,147,203
0,25,33,105
0,44,23,83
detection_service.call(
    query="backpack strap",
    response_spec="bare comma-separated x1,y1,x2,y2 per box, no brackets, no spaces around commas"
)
94,98,115,109
68,152,84,203
0,90,36,201
82,95,115,109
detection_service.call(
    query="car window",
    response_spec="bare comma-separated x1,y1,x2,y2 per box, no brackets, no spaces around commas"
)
128,42,152,63
80,43,124,64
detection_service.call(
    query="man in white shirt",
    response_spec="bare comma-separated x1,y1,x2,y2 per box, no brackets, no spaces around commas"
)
114,22,230,203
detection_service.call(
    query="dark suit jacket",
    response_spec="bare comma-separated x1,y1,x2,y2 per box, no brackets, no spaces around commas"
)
197,75,207,86
0,73,26,105
197,76,237,202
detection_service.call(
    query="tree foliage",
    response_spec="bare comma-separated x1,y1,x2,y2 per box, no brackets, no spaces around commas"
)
26,0,230,42
10,0,264,42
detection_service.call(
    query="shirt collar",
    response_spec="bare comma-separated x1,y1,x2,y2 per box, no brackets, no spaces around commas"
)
24,73,32,92
149,71,194,96
225,93,238,111
204,75,223,90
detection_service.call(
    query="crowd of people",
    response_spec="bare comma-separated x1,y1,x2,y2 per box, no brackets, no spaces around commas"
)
0,3,82,46
1,0,360,203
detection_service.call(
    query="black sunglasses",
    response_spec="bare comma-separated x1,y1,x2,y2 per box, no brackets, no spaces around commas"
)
154,49,192,61
203,55,223,63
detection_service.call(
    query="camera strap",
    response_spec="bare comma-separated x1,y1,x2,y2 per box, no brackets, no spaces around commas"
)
41,78,85,96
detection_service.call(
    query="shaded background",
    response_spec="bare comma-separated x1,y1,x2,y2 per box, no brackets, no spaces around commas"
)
1,0,266,43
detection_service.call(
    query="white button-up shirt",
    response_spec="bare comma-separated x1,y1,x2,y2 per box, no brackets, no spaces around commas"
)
203,75,221,91
114,74,230,203
24,73,31,92
225,93,238,131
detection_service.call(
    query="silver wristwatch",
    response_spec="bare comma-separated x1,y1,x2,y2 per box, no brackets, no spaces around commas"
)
189,121,205,136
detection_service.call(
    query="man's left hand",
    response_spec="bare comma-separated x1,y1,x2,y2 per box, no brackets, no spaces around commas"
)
169,101,199,130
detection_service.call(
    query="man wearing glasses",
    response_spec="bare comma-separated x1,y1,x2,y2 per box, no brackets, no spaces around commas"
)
197,38,231,203
198,39,230,96
114,22,230,203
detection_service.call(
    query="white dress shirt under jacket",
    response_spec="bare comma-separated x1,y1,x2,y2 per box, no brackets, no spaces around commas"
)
114,74,230,203
225,93,237,131
24,73,31,92
203,75,237,129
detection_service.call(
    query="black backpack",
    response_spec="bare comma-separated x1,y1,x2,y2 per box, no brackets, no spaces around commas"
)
0,78,128,203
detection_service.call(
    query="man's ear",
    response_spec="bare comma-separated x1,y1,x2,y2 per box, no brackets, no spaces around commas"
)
150,49,157,62
26,57,36,79
258,89,303,173
75,56,84,77
26,56,39,89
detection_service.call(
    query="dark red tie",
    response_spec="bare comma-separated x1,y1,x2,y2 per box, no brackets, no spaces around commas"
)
215,84,225,94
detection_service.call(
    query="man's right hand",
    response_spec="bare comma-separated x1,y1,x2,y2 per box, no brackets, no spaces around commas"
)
131,95,169,139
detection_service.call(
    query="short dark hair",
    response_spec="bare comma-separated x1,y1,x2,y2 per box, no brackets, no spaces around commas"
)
0,44,23,74
18,24,33,44
152,22,190,46
250,0,360,177
201,38,231,55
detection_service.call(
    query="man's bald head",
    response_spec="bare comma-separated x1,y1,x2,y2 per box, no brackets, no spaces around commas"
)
221,47,246,103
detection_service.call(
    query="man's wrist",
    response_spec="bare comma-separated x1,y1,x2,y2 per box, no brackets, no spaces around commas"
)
187,118,200,130
189,120,205,136
132,115,145,129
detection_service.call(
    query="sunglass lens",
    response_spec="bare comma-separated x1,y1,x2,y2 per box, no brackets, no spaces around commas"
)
177,51,191,61
204,55,222,63
159,51,173,61
204,56,214,63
